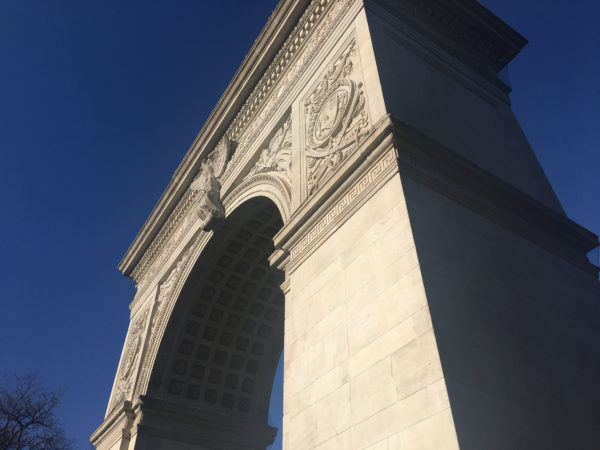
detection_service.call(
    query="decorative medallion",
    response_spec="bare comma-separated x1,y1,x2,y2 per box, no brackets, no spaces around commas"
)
304,40,369,194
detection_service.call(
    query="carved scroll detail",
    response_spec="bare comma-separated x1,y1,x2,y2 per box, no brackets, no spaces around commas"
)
304,40,369,195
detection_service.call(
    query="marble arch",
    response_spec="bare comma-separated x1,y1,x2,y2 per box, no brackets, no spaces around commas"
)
144,196,286,447
93,0,600,449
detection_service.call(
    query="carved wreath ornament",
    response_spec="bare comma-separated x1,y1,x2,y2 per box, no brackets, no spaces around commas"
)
305,40,369,194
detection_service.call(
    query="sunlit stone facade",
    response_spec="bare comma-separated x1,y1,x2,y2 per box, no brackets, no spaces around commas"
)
92,0,600,448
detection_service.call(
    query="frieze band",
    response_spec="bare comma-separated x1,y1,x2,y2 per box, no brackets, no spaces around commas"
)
290,147,397,263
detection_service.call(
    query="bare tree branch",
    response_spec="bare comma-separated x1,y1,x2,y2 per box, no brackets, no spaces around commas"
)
0,374,74,450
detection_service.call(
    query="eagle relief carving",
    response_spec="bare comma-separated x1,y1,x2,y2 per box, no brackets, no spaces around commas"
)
191,136,232,230
304,40,369,194
247,116,292,181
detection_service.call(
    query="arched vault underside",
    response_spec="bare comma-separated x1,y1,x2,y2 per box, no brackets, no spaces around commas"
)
150,197,284,419
130,197,285,449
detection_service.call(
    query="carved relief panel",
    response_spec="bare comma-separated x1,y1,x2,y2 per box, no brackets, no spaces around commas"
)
304,38,370,195
108,305,151,412
246,115,292,183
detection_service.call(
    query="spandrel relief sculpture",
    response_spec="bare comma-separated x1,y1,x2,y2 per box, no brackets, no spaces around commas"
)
247,116,292,182
109,307,150,411
305,39,369,195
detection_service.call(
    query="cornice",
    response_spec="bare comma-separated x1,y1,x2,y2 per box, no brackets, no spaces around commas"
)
390,117,599,277
367,0,527,89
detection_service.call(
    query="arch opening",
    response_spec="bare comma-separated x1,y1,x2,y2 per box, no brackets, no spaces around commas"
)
148,196,285,440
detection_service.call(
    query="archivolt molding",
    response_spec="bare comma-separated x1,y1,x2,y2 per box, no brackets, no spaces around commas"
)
131,124,292,306
118,191,287,413
224,173,292,224
132,233,210,403
119,173,291,411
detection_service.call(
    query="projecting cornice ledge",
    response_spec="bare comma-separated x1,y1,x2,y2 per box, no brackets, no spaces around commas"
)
367,0,527,89
390,117,599,277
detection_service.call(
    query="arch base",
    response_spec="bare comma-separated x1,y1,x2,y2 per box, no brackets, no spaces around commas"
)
92,396,276,450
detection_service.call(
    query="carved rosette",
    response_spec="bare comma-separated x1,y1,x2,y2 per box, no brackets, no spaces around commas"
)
190,136,233,231
304,40,369,195
246,116,292,183
109,306,150,411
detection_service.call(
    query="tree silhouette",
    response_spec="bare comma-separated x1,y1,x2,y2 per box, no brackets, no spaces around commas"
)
0,375,73,450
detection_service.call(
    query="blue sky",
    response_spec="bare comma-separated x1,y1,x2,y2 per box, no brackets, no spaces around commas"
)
0,1,598,449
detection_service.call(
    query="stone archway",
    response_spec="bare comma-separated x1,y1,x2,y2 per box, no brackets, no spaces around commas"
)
93,194,288,450
134,197,285,448
150,197,284,415
93,0,600,448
